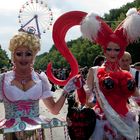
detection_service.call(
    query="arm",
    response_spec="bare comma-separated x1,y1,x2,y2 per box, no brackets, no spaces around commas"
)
84,67,96,107
42,91,67,115
86,67,94,93
39,72,68,115
42,74,83,115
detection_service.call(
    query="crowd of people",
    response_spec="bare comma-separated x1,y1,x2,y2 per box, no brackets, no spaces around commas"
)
0,7,140,140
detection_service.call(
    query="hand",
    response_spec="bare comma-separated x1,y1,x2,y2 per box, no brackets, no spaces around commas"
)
63,74,85,93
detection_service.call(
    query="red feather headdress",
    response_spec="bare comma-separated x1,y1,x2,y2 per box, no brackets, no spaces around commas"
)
80,8,140,58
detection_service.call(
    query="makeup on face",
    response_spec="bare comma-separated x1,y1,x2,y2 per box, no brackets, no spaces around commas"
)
15,51,33,57
104,42,121,62
106,42,121,52
106,48,120,52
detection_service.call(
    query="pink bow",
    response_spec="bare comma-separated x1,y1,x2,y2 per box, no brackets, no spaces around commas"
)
17,101,32,114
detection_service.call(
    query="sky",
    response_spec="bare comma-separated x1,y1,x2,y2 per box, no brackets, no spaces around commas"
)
0,0,134,58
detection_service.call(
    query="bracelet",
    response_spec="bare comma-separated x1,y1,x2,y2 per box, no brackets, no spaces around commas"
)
62,91,69,98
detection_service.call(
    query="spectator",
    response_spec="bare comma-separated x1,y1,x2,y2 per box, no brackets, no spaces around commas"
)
119,52,140,89
119,50,140,139
86,55,106,108
134,62,140,70
93,55,106,66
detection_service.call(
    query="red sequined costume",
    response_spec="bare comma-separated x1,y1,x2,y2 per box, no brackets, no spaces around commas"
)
85,61,138,140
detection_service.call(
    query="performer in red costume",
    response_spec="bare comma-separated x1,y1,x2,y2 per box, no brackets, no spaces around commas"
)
80,8,140,140
45,8,140,140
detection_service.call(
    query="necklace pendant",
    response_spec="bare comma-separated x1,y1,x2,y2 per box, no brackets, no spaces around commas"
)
21,79,26,85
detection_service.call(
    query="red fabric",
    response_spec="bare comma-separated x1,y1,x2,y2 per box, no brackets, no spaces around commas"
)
67,107,96,140
93,16,128,58
21,117,38,125
17,101,32,114
76,87,86,105
0,117,38,129
74,74,86,105
3,119,15,128
97,68,135,116
46,11,87,86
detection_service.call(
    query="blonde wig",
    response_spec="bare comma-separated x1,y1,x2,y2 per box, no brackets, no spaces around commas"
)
9,31,41,62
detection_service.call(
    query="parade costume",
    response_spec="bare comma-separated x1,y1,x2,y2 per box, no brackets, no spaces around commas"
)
44,8,140,140
87,65,138,140
0,30,78,140
0,71,67,139
80,8,140,140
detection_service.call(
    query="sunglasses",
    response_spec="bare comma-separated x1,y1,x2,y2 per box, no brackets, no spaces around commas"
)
106,48,120,52
15,51,32,57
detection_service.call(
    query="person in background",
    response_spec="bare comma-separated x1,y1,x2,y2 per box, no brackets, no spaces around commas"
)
86,55,106,108
134,62,140,89
0,31,80,140
119,52,140,139
119,51,136,73
93,55,106,67
0,67,8,73
134,62,140,70
119,51,140,90
119,51,132,71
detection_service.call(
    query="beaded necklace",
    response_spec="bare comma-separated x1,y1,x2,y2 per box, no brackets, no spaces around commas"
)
14,68,32,85
104,60,121,72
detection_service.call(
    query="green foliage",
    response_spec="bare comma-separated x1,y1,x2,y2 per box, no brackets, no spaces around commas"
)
34,38,103,70
0,46,10,69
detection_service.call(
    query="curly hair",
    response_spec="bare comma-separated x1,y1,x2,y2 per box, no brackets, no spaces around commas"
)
9,31,40,54
9,31,41,63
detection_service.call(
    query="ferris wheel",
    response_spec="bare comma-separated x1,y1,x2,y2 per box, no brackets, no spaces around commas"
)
18,0,53,38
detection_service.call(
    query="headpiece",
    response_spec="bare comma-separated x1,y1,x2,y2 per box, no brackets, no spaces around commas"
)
47,8,140,85
46,11,87,86
80,8,140,58
9,31,40,54
9,31,40,63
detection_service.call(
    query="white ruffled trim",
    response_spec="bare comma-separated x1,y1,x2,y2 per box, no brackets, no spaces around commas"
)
40,90,53,99
38,72,53,99
39,72,52,90
3,71,53,101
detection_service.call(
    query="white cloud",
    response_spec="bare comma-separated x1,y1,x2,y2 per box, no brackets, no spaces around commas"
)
0,0,135,57
0,0,25,11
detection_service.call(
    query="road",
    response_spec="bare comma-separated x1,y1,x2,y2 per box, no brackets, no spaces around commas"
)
0,88,69,140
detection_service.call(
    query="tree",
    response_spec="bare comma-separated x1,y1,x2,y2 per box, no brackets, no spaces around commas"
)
0,46,10,69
